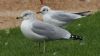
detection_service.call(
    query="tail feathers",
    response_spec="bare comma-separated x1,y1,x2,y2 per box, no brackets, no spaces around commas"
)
70,34,83,40
74,11,91,16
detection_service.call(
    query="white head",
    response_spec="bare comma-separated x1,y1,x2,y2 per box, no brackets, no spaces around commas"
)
37,6,51,15
16,10,36,20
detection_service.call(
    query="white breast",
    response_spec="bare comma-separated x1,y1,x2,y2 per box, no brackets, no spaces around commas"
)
20,20,46,40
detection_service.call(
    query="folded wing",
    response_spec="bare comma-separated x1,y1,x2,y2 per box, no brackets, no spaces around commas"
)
32,21,70,39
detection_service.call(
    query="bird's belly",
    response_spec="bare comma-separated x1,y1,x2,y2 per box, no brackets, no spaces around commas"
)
21,22,46,40
21,28,47,40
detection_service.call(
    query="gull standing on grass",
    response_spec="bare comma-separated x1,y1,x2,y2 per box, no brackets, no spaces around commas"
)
37,6,91,27
16,10,82,53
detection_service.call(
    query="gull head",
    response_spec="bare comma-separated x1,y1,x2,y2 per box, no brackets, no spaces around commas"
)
37,6,51,15
16,10,36,20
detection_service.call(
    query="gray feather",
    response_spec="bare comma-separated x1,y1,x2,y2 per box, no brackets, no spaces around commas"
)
31,21,69,39
51,12,75,22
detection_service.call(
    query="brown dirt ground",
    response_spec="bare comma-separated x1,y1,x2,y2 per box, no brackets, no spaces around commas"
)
0,0,100,29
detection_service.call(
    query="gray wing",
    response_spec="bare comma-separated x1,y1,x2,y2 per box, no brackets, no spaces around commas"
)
51,12,77,22
31,21,69,39
51,12,76,22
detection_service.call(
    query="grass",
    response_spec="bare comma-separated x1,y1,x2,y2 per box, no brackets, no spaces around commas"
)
0,12,100,56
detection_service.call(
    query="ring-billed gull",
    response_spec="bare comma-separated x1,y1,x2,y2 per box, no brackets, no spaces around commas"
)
37,6,91,27
16,10,82,53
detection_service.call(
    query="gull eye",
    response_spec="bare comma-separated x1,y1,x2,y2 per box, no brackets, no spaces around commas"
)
24,14,29,16
43,8,48,11
43,9,45,11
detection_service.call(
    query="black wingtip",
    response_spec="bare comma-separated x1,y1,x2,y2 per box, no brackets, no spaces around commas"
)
74,11,92,16
70,34,83,40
